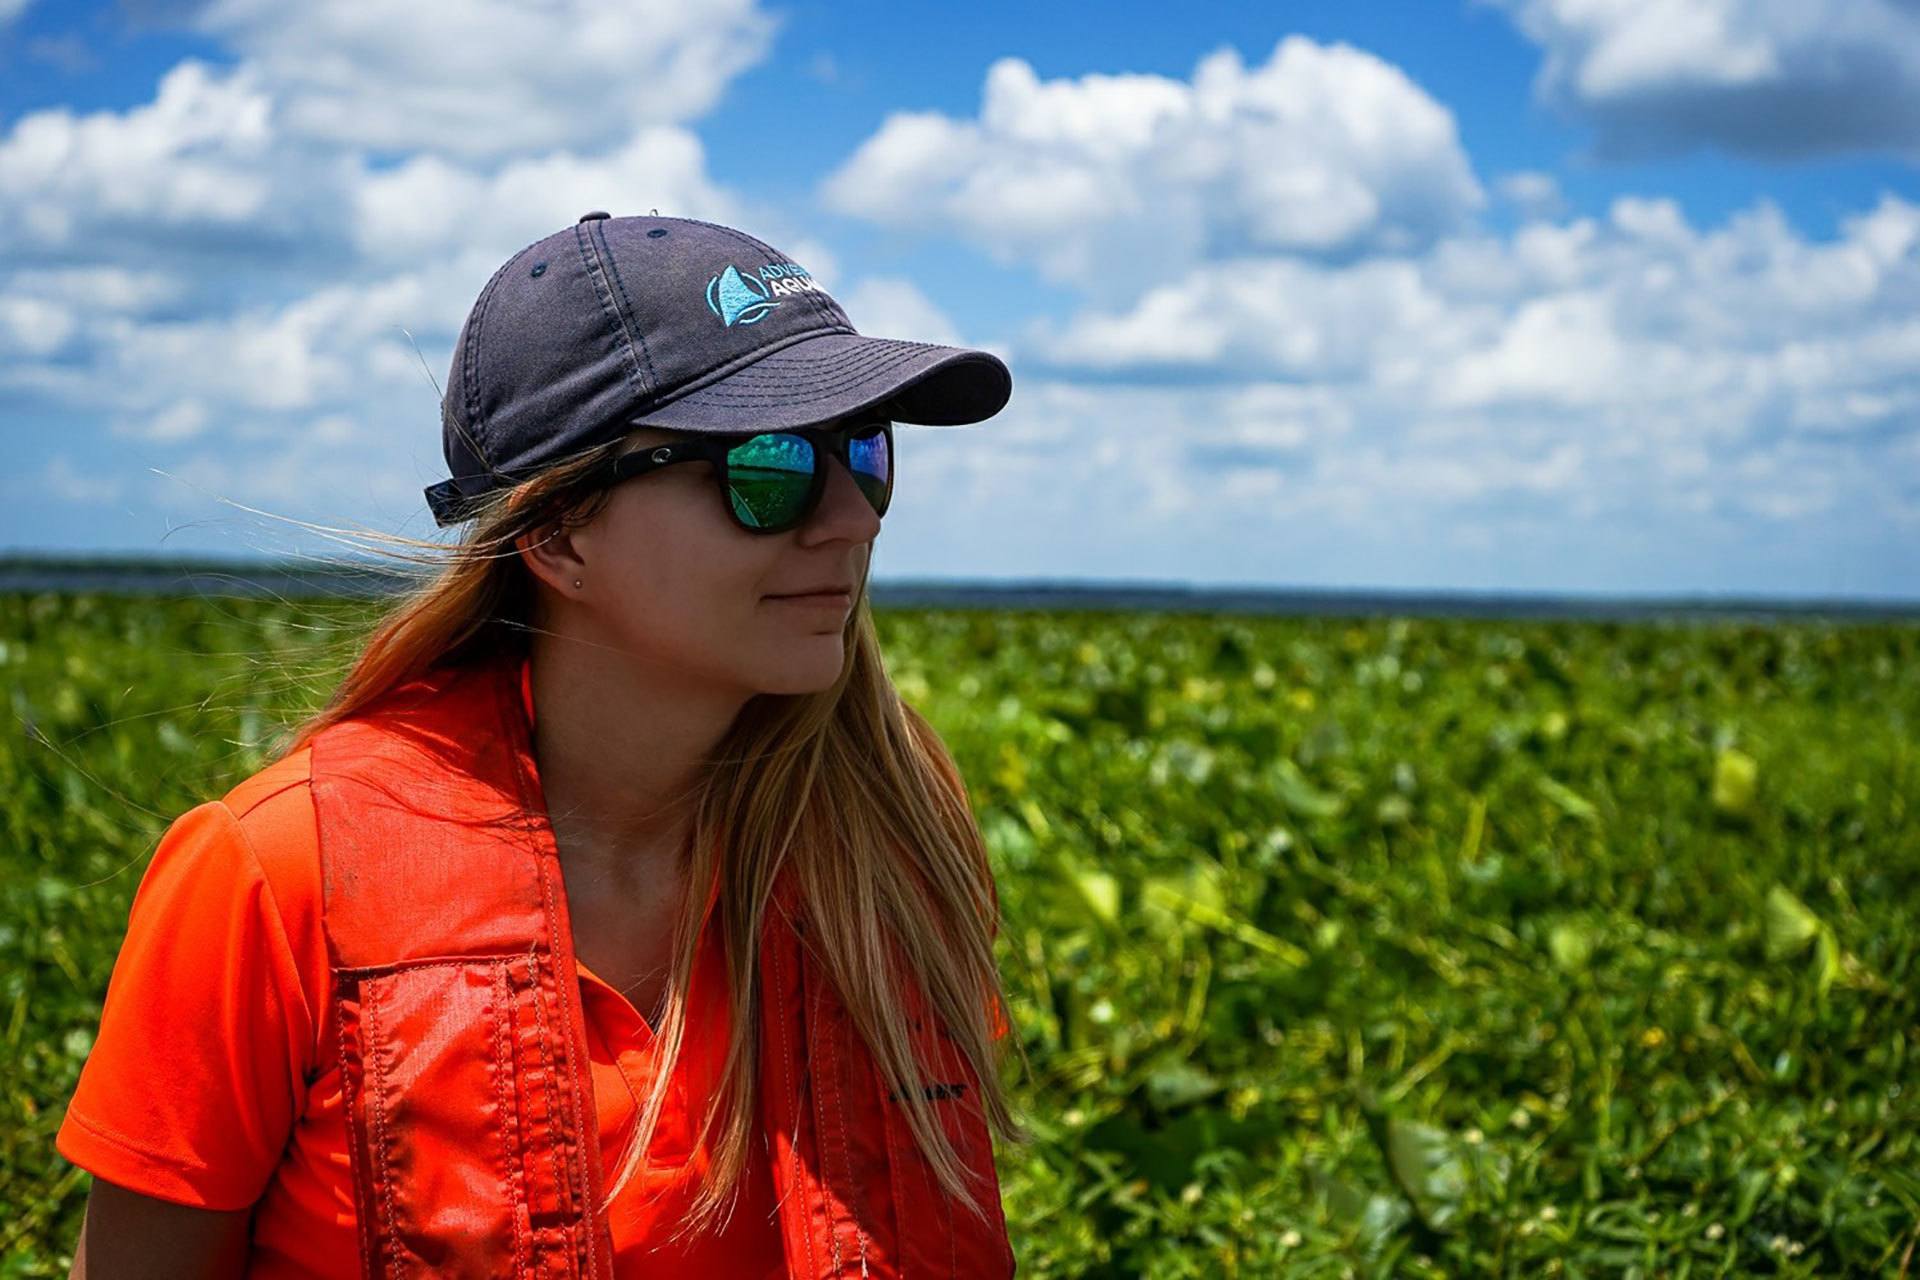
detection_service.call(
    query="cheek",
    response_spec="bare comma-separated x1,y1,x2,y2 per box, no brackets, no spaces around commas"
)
594,489,767,646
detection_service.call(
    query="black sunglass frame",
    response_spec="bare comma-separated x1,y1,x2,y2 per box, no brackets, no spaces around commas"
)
582,417,895,535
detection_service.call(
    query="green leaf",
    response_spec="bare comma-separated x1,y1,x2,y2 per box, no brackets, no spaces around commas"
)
1713,748,1758,816
1141,869,1309,967
1764,885,1823,961
1271,758,1346,819
1143,1056,1223,1111
1535,773,1599,823
1812,926,1841,997
1314,1171,1411,1254
1548,920,1595,973
1370,1112,1471,1233
1068,866,1120,925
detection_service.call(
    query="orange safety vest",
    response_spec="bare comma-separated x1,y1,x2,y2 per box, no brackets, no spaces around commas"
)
307,652,1016,1278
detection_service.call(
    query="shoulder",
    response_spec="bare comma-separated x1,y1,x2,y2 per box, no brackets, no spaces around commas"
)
208,748,331,1065
221,743,313,821
214,746,320,913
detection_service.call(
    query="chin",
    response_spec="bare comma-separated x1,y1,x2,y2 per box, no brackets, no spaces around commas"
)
750,641,849,696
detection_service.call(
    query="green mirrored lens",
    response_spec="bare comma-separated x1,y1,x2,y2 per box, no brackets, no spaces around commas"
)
725,432,815,529
848,427,891,515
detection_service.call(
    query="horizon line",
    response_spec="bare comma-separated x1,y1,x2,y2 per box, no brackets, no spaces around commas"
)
2,549,1915,620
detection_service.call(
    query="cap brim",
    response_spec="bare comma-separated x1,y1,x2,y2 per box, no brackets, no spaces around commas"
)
624,332,1012,434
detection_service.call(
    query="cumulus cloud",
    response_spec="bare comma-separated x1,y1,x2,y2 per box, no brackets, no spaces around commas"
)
0,1,800,534
0,60,282,251
350,126,741,265
0,295,78,357
996,190,1920,559
821,35,1483,294
837,277,964,346
1029,256,1455,381
1490,0,1920,160
0,266,189,364
41,456,123,505
9,8,1915,592
7,266,186,313
192,0,777,159
1496,170,1568,221
1034,192,1920,412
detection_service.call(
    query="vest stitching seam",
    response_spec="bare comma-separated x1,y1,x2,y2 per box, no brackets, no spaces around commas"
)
811,970,845,1276
811,970,866,1276
489,959,532,1274
828,1020,871,1277
769,929,819,1279
331,989,372,1277
363,980,405,1278
523,940,568,1264
538,873,602,1279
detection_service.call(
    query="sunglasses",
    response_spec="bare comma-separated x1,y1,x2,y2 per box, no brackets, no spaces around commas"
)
583,418,894,536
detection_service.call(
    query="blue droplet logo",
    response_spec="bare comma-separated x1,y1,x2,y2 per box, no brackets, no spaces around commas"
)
705,265,780,327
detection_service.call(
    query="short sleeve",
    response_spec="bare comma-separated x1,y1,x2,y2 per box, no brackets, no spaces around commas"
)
55,799,314,1210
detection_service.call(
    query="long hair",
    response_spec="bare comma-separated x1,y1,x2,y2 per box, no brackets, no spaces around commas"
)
275,429,1030,1238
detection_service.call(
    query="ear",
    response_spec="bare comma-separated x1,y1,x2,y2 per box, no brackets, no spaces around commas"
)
515,520,589,596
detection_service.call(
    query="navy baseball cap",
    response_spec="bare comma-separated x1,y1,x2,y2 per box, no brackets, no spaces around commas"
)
424,211,1013,525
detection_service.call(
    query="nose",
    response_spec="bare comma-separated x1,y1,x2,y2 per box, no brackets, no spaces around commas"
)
799,451,884,544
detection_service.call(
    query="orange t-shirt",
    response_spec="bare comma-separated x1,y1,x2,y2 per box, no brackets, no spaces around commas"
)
56,659,786,1278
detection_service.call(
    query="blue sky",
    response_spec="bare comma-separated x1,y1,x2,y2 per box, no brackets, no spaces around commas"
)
2,0,1917,599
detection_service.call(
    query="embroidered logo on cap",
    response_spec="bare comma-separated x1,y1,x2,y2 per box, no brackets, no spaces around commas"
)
705,261,830,327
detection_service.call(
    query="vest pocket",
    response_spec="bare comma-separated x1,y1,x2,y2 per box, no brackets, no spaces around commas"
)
335,951,599,1278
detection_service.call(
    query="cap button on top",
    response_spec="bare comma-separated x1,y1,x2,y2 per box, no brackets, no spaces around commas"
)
578,210,611,222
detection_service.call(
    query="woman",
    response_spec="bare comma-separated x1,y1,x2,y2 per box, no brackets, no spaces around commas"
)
58,212,1027,1277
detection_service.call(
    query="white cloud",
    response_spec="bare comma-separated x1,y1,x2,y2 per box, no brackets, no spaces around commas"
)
0,295,78,357
0,1,802,537
1490,0,1920,160
350,126,741,265
0,60,279,250
193,0,777,158
838,277,964,346
1496,170,1568,221
999,190,1920,554
821,36,1483,294
112,400,212,443
1034,191,1920,414
7,12,1915,592
42,455,124,505
0,0,32,29
5,266,186,313
1029,255,1457,380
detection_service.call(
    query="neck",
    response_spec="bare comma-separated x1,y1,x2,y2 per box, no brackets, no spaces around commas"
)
525,628,749,876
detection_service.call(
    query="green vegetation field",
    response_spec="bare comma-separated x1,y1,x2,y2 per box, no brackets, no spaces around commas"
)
5,591,1917,1276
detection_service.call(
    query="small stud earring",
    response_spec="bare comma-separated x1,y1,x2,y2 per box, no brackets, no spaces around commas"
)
573,579,582,589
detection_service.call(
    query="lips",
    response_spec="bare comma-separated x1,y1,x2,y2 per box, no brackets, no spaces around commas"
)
767,583,854,599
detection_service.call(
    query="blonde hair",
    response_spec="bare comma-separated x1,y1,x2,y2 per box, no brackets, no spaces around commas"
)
275,429,1029,1239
